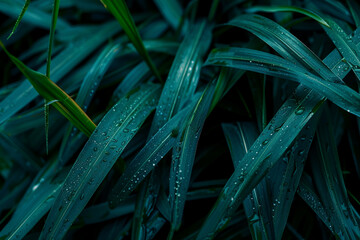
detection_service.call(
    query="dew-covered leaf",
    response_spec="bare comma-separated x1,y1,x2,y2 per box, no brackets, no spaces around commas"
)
149,20,212,135
108,98,199,208
206,47,360,117
40,84,161,240
59,42,121,166
169,81,216,233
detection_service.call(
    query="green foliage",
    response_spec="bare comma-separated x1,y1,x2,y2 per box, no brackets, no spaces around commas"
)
0,0,360,239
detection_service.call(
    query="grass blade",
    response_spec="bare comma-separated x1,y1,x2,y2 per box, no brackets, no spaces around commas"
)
59,42,121,165
40,84,161,240
206,47,360,117
108,98,199,208
245,5,330,27
0,42,96,137
0,21,119,126
169,81,216,234
149,20,212,135
309,107,360,239
100,0,161,80
0,164,67,240
226,14,338,82
7,0,31,39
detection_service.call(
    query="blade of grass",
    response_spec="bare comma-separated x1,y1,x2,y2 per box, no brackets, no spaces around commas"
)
0,163,68,240
245,5,330,27
59,42,121,166
169,81,216,235
226,14,339,83
309,107,360,239
100,0,161,81
206,47,360,117
108,96,199,208
40,84,161,240
149,20,212,135
320,17,360,81
44,0,60,154
7,0,31,39
0,21,120,126
0,42,96,137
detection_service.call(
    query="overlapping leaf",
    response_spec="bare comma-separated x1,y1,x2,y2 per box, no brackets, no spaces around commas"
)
40,84,160,240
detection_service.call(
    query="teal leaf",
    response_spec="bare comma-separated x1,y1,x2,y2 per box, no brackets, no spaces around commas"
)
40,84,161,240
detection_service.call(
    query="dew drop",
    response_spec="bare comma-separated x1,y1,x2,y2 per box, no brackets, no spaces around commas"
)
295,107,304,115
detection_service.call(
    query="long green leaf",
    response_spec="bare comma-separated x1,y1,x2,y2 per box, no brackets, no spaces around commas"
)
0,21,120,126
59,42,121,165
40,84,161,240
0,164,68,240
310,107,360,239
149,20,212,135
226,14,339,83
169,81,216,234
196,23,359,240
206,47,360,117
7,0,31,39
100,0,161,80
0,41,96,137
245,5,330,27
108,97,199,208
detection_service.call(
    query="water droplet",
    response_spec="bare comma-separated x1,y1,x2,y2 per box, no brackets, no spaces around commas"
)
295,107,304,115
80,193,85,200
262,140,269,145
93,147,98,152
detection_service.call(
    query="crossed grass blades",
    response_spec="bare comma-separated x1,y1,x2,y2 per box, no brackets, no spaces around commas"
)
0,0,360,239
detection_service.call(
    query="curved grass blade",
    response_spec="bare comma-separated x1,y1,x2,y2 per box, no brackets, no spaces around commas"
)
7,0,31,39
0,42,96,137
108,99,198,208
0,164,68,240
245,5,330,27
223,122,275,240
100,0,161,81
196,31,355,236
59,42,121,165
320,17,360,80
297,173,333,234
226,14,339,83
44,0,61,154
153,0,182,30
0,21,119,126
40,84,161,240
169,81,216,234
149,20,212,135
206,47,360,117
309,108,360,239
196,84,324,239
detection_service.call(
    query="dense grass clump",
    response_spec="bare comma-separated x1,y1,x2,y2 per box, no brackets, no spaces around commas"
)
1,0,360,239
